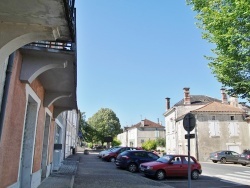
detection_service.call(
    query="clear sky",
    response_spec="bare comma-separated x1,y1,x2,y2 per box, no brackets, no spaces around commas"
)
75,1,244,127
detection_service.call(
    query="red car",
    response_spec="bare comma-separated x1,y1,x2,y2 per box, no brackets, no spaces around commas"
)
102,147,137,162
139,155,202,180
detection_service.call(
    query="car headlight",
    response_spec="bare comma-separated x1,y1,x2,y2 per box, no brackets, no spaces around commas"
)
147,166,153,170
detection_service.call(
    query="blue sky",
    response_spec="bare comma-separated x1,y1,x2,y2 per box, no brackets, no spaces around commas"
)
75,1,235,127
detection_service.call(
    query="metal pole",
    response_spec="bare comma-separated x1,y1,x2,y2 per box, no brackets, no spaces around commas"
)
188,117,191,188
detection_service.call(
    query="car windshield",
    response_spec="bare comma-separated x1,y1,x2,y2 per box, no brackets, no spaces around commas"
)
156,155,171,163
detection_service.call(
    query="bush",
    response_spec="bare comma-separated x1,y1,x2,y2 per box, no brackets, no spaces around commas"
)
142,140,157,151
156,138,166,147
112,137,121,146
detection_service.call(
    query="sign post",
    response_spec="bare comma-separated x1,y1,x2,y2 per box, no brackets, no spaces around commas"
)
183,113,196,188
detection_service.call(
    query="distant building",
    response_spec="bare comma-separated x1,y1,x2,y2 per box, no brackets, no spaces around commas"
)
164,88,250,162
117,119,165,148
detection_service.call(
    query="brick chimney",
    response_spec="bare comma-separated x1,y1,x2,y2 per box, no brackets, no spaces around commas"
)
183,87,191,105
165,97,170,110
220,88,228,104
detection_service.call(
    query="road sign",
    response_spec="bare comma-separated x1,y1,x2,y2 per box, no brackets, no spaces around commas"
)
185,134,195,139
183,113,196,132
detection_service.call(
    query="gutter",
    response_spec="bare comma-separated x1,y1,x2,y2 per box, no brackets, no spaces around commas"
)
0,53,15,142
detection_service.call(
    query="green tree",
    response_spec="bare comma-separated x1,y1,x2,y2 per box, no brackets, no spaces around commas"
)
79,111,98,145
187,0,250,99
156,138,166,147
142,140,157,151
87,108,122,145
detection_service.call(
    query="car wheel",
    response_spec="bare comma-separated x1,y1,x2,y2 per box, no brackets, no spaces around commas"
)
241,163,247,166
212,160,217,163
109,157,116,162
220,157,226,164
191,170,199,180
155,170,165,180
128,163,137,173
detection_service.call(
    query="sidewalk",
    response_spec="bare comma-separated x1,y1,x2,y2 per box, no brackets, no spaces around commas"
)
38,149,82,188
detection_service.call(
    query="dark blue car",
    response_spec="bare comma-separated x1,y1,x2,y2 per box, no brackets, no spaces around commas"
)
115,150,159,173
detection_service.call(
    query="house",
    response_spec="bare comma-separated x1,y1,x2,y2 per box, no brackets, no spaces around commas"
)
164,87,250,162
117,119,165,148
0,1,79,188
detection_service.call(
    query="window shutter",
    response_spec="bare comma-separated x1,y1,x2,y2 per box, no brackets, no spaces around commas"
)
215,121,220,136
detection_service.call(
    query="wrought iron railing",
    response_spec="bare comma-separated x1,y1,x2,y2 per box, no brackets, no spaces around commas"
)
27,41,74,51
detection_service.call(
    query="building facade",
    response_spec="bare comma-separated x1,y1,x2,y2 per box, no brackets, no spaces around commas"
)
117,119,165,148
164,88,250,162
0,1,79,188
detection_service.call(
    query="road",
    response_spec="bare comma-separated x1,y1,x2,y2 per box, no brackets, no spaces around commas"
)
74,151,250,188
201,162,250,186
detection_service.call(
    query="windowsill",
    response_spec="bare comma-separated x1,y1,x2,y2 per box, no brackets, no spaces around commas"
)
210,136,220,138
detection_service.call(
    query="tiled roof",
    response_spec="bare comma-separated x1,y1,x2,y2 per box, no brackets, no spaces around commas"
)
192,101,245,113
127,119,164,130
174,95,221,106
175,101,245,122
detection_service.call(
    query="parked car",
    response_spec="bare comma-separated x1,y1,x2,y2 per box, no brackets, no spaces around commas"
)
102,147,137,162
209,150,240,164
115,150,159,173
238,149,250,166
139,155,202,180
98,146,121,158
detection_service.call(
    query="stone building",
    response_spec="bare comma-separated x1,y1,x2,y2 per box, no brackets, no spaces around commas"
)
164,88,250,161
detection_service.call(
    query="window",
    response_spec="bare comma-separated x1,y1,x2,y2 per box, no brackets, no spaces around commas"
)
148,153,159,160
230,116,235,120
228,122,239,137
212,116,216,120
208,121,220,137
141,139,144,144
183,157,195,164
155,130,159,137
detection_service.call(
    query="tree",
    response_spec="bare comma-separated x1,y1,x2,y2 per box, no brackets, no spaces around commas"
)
187,0,250,99
87,108,122,145
79,111,98,145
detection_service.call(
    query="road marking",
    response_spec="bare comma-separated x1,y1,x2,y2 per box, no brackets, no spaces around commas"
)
215,173,250,186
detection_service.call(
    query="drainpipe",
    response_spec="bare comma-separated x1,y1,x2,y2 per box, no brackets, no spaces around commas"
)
0,53,15,142
194,114,199,161
63,111,68,160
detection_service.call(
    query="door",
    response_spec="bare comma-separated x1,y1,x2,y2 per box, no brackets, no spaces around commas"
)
166,156,184,177
19,99,38,188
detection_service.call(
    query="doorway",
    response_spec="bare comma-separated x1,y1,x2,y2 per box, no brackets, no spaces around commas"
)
41,113,51,180
19,97,38,188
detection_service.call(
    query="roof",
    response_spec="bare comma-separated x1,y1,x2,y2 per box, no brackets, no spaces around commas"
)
127,119,164,130
174,95,221,106
175,101,245,122
192,101,245,113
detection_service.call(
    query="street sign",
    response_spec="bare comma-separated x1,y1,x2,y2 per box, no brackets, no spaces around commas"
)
183,113,196,132
185,134,195,139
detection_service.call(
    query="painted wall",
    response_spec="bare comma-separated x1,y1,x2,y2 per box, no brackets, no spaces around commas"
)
0,51,55,188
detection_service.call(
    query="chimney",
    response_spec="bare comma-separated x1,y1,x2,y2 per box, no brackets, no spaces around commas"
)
165,97,170,110
183,87,191,105
220,88,228,104
230,96,238,107
140,120,144,127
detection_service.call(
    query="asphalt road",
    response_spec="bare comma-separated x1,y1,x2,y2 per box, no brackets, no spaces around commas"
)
73,151,250,188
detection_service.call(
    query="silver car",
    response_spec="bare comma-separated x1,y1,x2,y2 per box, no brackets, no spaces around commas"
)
209,150,239,164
